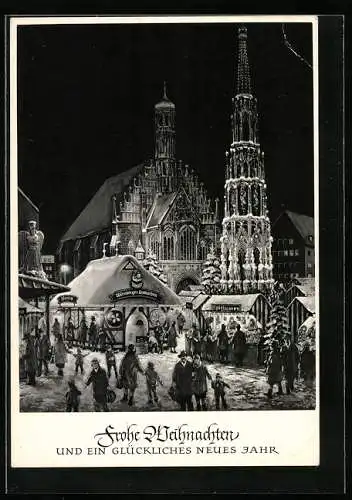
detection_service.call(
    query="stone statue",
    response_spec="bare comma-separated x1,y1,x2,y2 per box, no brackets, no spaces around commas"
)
18,220,47,279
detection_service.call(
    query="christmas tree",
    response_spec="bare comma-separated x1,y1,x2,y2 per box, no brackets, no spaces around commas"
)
264,284,289,351
201,244,221,294
143,249,168,286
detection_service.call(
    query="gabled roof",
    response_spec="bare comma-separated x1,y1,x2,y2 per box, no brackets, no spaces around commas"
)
287,277,315,297
289,296,316,314
178,291,210,311
60,164,144,242
146,192,177,228
18,296,43,313
202,293,267,312
274,210,314,242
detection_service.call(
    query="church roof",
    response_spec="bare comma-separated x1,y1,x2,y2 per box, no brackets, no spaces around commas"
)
146,192,177,228
60,164,144,242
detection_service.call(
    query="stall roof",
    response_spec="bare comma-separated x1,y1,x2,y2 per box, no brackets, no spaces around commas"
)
18,296,43,313
202,294,265,312
18,273,70,300
51,254,181,307
179,292,210,311
289,277,315,297
295,296,316,314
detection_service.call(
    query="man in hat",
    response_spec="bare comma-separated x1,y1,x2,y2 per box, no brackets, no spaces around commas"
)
88,316,98,350
119,344,144,406
86,358,109,411
172,351,194,411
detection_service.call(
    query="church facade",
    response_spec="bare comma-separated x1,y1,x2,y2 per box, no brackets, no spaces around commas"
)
57,84,220,293
219,26,274,294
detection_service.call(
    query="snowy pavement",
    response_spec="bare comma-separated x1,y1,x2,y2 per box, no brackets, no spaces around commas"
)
20,336,316,412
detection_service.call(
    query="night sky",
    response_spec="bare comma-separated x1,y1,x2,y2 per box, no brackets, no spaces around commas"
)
17,21,313,254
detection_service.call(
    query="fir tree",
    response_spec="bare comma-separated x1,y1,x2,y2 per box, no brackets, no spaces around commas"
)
201,244,221,294
143,249,168,286
264,285,289,351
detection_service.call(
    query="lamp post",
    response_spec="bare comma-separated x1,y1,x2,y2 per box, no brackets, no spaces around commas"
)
60,263,71,285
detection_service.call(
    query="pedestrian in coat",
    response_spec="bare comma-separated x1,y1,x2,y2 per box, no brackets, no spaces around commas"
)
145,361,163,404
192,327,202,358
232,325,247,367
88,316,98,350
192,354,213,410
66,319,75,348
53,334,70,376
281,339,300,393
266,342,284,398
206,327,218,363
154,322,164,354
24,332,38,385
257,332,266,366
172,350,194,411
98,328,108,351
37,331,51,376
217,324,229,363
51,318,61,340
37,312,47,335
212,373,230,410
119,344,144,406
78,318,88,345
185,327,194,356
86,358,109,412
167,321,178,353
300,343,315,388
65,378,81,412
105,344,118,380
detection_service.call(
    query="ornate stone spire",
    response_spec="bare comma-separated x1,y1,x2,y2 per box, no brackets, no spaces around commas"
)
236,25,251,95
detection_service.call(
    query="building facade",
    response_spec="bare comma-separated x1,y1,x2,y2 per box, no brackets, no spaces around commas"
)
57,84,220,292
219,26,274,294
272,210,315,281
41,255,57,282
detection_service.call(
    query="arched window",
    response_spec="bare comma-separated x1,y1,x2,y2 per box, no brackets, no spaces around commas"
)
149,232,160,259
179,226,197,260
163,231,174,260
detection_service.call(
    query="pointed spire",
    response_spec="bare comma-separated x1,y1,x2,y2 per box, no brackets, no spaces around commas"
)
163,80,167,99
236,25,251,95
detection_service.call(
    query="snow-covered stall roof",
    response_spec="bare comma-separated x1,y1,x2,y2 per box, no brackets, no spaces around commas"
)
202,294,262,313
295,296,316,314
18,296,43,313
178,291,210,311
50,255,181,307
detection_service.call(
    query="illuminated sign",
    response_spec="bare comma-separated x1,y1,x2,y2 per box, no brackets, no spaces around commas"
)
109,289,160,302
57,294,78,306
213,304,242,313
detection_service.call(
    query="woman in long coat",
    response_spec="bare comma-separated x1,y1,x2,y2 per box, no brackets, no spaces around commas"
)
266,342,284,398
300,343,315,387
78,318,88,345
53,334,70,376
217,324,229,364
206,327,218,363
24,332,38,385
167,321,178,353
119,344,144,406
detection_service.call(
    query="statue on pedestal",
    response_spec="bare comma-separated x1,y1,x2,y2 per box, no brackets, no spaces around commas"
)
18,220,47,279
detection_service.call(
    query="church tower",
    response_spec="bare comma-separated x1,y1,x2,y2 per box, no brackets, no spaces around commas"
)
220,26,274,294
154,82,177,193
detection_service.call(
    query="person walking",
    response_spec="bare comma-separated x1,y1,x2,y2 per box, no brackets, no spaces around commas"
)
24,332,38,386
172,350,194,411
37,331,51,376
192,326,202,358
167,321,178,354
65,378,81,412
192,354,213,411
266,341,284,398
212,373,230,410
154,321,164,354
145,361,163,405
119,344,145,406
105,344,118,380
218,324,229,364
73,347,89,375
88,316,98,350
281,338,300,393
78,317,88,346
232,324,247,367
51,318,61,341
66,318,75,348
206,326,218,363
300,342,315,388
37,312,47,336
86,358,109,412
53,334,70,377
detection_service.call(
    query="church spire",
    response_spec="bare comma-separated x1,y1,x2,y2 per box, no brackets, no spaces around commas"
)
236,25,251,95
163,80,168,99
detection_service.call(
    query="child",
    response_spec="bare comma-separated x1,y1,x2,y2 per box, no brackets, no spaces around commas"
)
105,344,118,379
148,333,158,354
212,373,230,410
65,378,82,412
145,361,163,404
72,347,88,374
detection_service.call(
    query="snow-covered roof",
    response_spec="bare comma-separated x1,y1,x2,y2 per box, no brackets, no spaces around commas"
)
202,294,265,312
146,192,177,228
288,277,315,297
50,254,181,307
179,292,210,311
295,296,316,314
18,296,43,314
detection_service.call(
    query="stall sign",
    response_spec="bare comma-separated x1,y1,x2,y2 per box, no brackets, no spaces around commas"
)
109,288,160,302
213,304,241,313
58,294,78,306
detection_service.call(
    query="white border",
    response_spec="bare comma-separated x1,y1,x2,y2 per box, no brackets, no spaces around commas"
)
10,15,319,468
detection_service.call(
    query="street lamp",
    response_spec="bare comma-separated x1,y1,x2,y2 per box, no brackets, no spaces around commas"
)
60,263,71,285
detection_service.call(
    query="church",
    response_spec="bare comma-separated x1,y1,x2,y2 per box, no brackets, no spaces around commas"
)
57,83,220,293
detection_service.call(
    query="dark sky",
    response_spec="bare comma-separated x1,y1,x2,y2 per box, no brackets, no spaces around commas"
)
17,22,313,254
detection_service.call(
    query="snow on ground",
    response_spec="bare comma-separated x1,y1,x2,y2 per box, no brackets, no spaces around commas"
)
20,335,315,412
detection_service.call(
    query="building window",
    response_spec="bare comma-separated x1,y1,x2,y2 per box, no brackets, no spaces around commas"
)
90,234,99,260
308,273,312,278
308,250,311,256
307,263,312,269
295,249,299,256
179,226,196,260
163,231,174,260
289,238,294,245
308,235,313,242
199,240,207,261
149,232,160,260
284,250,288,257
289,249,294,257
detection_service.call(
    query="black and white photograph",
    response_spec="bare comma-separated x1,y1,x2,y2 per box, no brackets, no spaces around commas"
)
15,18,316,416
